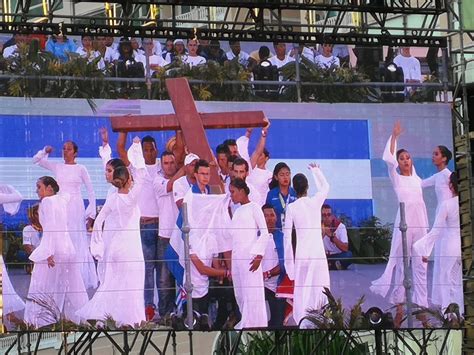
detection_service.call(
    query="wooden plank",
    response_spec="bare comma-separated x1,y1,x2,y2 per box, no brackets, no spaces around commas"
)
166,77,222,187
110,112,266,132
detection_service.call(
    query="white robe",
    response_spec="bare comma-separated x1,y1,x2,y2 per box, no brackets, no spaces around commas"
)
76,168,146,327
414,197,463,311
421,167,452,304
283,167,330,327
370,136,429,306
231,201,270,329
33,149,98,289
0,189,25,319
24,194,88,328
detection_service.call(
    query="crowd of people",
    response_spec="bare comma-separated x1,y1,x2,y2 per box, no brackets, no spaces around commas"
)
0,118,462,330
0,34,424,91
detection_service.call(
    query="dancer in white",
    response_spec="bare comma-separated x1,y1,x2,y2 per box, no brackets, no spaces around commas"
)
77,138,146,327
229,178,270,329
421,145,453,307
414,172,463,312
33,142,98,290
25,176,88,328
283,163,330,327
0,185,25,326
370,122,429,327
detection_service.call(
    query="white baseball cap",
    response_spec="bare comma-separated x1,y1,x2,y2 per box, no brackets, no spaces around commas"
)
184,153,200,166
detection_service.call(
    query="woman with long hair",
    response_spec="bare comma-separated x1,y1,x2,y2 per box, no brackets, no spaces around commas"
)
421,144,453,307
370,121,429,327
33,141,98,290
414,172,463,312
283,163,330,327
25,176,88,328
76,138,146,327
230,178,271,329
266,162,297,229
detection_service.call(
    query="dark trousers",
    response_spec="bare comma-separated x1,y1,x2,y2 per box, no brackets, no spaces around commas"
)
265,287,286,328
157,237,176,317
327,251,353,269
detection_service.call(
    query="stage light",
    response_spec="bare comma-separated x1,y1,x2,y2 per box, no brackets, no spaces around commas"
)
364,307,394,329
253,59,279,99
366,307,383,326
381,62,405,103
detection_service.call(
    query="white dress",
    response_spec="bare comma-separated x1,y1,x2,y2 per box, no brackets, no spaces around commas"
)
283,167,330,327
414,197,463,311
231,201,270,329
76,169,146,327
33,149,98,289
0,189,25,318
24,194,88,328
421,167,452,305
370,136,429,307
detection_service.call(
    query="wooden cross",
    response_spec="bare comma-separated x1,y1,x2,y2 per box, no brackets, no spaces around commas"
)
111,77,266,188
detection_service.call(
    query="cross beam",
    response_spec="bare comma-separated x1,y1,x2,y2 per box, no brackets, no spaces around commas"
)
111,77,266,188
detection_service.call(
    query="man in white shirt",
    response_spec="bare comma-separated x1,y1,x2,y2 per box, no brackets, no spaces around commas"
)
393,46,422,95
231,158,263,206
153,151,185,322
173,153,200,209
321,204,353,270
182,39,206,67
117,132,161,320
268,41,295,69
3,34,28,59
226,40,251,67
315,43,340,69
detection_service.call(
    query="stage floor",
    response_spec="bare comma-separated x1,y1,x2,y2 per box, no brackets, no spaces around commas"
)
6,262,434,329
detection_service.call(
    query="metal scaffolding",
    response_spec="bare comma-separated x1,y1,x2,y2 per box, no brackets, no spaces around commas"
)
1,0,474,353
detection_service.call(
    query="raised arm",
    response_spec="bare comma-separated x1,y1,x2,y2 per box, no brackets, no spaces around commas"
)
250,118,270,169
309,164,329,204
127,137,146,202
236,130,252,169
32,146,59,173
117,131,131,167
383,123,402,186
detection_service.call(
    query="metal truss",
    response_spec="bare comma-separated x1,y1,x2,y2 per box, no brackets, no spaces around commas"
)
0,0,447,46
0,329,460,355
75,0,447,15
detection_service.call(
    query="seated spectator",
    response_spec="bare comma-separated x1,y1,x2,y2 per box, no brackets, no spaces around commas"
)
165,39,187,63
393,46,422,95
162,37,174,60
94,36,116,65
76,35,101,62
268,41,295,69
315,43,340,69
249,45,274,65
131,37,144,57
45,35,77,62
197,39,210,58
289,43,315,63
226,40,253,68
182,39,206,67
106,37,118,51
153,40,162,57
321,204,352,270
3,34,29,59
206,40,227,65
136,38,169,76
332,44,350,67
115,37,145,78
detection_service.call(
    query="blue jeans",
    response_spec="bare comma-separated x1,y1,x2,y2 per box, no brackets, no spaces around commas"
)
327,251,353,269
141,222,159,308
157,237,176,317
